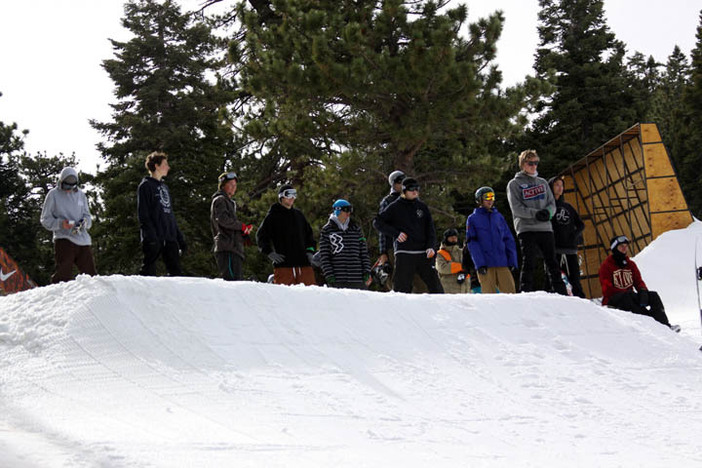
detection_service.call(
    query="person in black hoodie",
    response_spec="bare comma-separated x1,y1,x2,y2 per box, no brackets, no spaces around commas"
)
256,184,316,285
210,172,253,281
137,152,186,276
373,178,443,293
547,176,585,297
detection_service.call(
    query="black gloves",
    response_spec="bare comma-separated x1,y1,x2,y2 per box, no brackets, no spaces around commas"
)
477,266,487,276
638,289,649,307
535,209,551,222
457,272,466,284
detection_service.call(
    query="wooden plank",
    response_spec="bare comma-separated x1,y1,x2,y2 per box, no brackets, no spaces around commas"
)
640,122,662,143
644,143,675,178
648,177,689,213
651,211,694,239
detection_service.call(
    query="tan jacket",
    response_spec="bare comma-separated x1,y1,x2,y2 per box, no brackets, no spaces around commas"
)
436,243,470,294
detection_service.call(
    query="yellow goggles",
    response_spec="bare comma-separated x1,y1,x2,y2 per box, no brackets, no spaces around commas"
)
483,192,495,201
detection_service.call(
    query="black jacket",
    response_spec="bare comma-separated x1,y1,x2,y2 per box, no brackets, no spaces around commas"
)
373,196,437,253
256,202,315,267
137,177,184,245
551,197,584,254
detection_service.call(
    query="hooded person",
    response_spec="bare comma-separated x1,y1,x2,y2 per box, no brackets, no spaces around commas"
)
256,184,316,286
506,149,568,295
546,175,585,297
599,235,679,332
318,199,372,289
40,167,97,283
435,228,469,294
373,177,443,293
210,172,253,281
466,186,517,294
374,170,406,288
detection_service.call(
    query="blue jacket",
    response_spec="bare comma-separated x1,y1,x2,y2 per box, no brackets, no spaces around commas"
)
466,207,518,269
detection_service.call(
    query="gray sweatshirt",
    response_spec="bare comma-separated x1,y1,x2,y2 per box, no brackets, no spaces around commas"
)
40,167,93,246
506,170,556,235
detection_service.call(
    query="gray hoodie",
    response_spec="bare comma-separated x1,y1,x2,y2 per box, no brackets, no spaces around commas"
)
506,170,556,235
40,167,93,246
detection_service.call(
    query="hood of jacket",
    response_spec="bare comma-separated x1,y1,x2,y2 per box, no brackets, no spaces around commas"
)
58,167,79,186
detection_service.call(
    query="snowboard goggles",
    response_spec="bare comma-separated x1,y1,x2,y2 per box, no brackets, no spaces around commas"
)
61,180,78,190
337,205,353,213
218,172,238,183
482,192,495,201
403,183,420,192
610,235,629,250
279,188,297,199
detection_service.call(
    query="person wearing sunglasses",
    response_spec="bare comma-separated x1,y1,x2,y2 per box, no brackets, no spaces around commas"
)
546,176,585,297
256,184,316,285
507,149,568,295
137,152,187,276
373,177,444,293
40,166,97,283
210,172,253,281
465,186,517,294
599,235,680,332
318,199,372,289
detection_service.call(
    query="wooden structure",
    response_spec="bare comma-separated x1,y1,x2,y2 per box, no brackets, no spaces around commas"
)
557,123,693,298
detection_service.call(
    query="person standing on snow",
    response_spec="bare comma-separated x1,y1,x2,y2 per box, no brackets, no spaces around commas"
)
373,170,406,290
547,176,585,297
466,186,518,294
599,235,679,332
435,228,469,294
137,151,187,276
318,199,372,289
256,184,316,286
40,167,97,283
506,150,568,295
373,177,443,293
210,172,253,281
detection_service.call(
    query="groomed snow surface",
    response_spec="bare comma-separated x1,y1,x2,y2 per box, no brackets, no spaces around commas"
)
1,223,702,467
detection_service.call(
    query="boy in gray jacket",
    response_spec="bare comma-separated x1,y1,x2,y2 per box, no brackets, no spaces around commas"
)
506,150,567,295
40,167,97,283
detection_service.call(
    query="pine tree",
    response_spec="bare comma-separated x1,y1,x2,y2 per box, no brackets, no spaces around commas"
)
528,0,638,175
91,0,237,276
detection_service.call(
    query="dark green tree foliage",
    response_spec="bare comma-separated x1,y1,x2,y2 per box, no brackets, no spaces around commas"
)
91,0,236,276
528,0,638,175
231,0,530,253
677,12,702,218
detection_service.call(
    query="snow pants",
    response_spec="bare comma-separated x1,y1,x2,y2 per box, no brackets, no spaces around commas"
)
215,251,243,281
140,240,182,276
52,238,97,283
608,291,671,327
393,253,444,294
273,266,315,286
517,231,567,295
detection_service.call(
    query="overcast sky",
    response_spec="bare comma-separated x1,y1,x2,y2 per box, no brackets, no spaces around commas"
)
0,0,699,173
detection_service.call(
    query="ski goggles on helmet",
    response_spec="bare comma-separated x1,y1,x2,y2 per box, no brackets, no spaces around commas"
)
279,188,297,199
218,172,238,183
610,235,629,250
337,205,353,213
482,191,495,201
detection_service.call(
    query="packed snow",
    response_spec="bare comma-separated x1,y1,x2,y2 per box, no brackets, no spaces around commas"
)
1,222,701,467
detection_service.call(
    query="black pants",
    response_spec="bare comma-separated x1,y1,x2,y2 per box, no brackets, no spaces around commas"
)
140,240,182,276
518,231,567,295
545,253,585,298
608,291,671,327
393,253,444,294
215,251,243,281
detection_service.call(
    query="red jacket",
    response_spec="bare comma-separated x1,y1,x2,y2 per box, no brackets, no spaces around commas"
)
598,254,647,305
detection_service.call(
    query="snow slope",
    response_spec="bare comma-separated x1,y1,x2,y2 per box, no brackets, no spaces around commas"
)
1,223,701,467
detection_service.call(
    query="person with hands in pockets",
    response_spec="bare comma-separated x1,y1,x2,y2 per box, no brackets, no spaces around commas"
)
40,166,97,283
506,150,568,295
210,172,253,281
373,178,443,293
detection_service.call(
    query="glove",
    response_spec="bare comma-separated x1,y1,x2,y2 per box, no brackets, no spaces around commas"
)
397,232,408,242
363,272,371,285
535,209,550,222
267,252,285,264
306,251,315,265
477,266,487,276
326,275,336,285
241,223,254,236
638,290,649,307
426,248,435,258
457,272,466,284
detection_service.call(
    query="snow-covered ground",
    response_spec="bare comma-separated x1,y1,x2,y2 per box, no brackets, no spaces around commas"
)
1,223,701,467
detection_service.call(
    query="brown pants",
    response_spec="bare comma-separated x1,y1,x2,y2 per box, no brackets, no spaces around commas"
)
52,238,97,283
274,266,316,286
477,266,515,294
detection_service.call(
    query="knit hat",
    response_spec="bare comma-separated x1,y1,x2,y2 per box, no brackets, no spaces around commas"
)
443,228,458,242
388,170,406,187
610,235,629,251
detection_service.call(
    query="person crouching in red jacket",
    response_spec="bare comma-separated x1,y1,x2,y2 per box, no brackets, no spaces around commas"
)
599,235,679,332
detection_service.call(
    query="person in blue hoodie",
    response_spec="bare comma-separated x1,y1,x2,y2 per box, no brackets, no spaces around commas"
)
137,151,186,276
40,167,97,283
318,199,372,289
466,186,517,294
373,178,443,293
